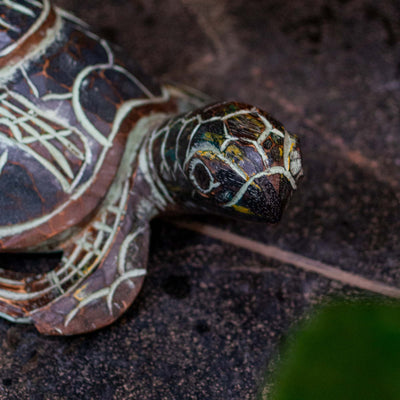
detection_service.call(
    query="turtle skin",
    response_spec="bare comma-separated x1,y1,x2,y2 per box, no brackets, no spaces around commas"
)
0,0,303,335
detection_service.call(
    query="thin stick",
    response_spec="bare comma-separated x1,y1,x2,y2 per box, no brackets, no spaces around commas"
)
174,221,400,299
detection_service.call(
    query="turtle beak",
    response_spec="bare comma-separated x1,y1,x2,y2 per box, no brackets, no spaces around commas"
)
224,175,285,223
222,131,302,223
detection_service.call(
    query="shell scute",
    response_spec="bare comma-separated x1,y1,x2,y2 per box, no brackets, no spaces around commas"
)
0,0,44,56
0,5,171,249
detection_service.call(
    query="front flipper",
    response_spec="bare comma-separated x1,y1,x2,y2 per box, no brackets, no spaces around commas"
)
0,174,151,335
32,223,149,335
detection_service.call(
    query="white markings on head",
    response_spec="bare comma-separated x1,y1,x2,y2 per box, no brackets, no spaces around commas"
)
283,129,302,179
223,167,295,207
188,158,220,194
185,107,299,209
149,105,300,210
289,148,302,177
184,142,248,181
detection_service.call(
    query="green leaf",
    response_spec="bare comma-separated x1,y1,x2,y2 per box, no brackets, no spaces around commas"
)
269,302,400,400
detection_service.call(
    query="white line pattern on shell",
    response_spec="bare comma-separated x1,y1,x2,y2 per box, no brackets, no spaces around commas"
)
0,149,7,174
19,66,39,97
0,6,170,238
0,16,19,32
2,0,36,17
0,95,88,190
24,0,44,8
0,0,50,58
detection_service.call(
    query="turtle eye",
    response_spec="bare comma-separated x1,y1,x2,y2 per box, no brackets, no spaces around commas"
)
189,159,220,194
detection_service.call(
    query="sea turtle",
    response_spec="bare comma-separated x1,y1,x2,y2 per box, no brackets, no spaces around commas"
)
0,0,303,335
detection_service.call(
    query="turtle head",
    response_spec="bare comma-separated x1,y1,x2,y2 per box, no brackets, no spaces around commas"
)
179,102,303,222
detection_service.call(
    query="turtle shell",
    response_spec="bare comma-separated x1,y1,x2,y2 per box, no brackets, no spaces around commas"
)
0,0,175,250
